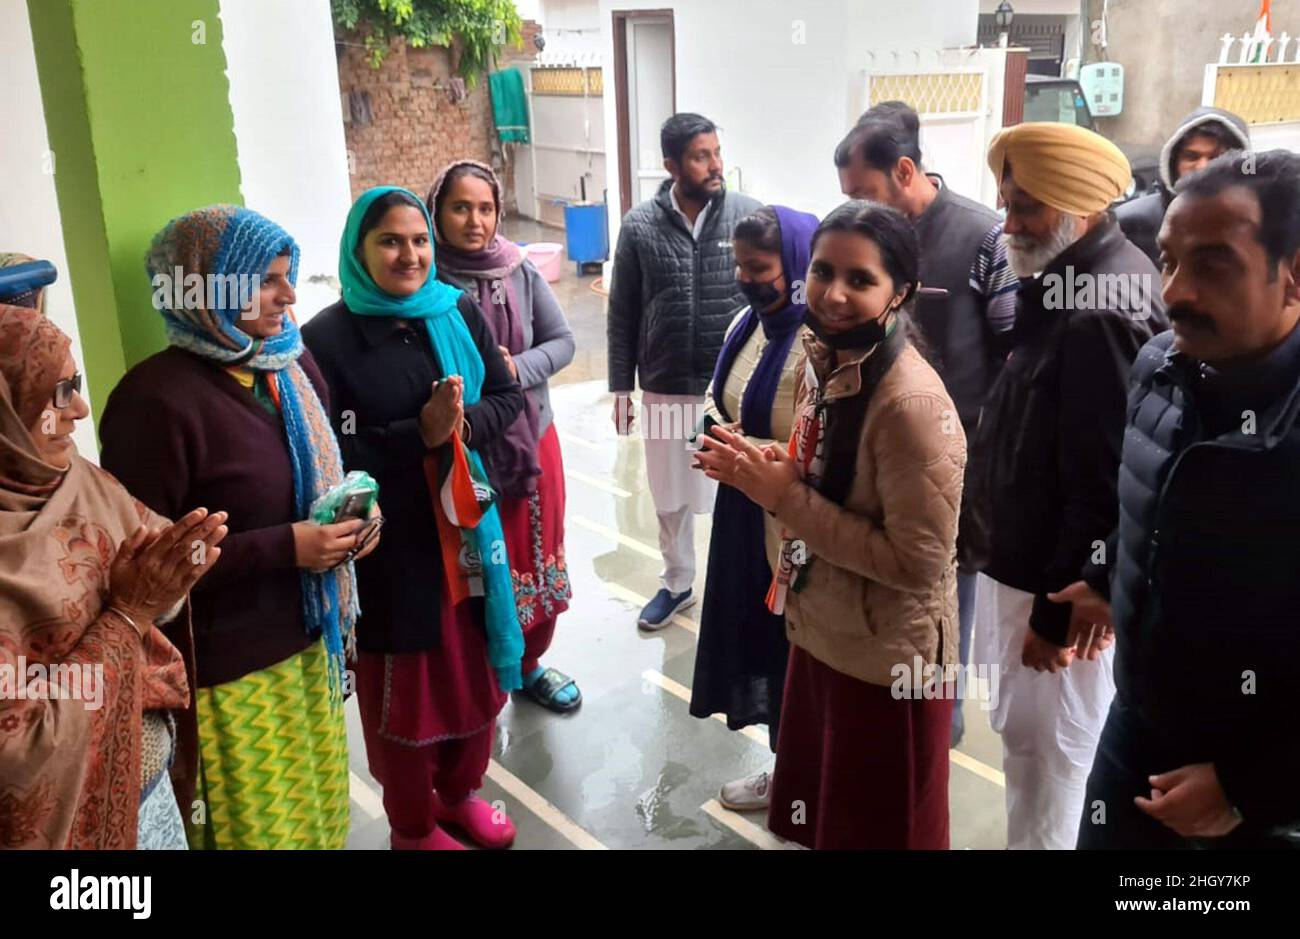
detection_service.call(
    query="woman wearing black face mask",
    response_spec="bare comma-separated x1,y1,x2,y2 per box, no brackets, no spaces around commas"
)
689,205,817,813
696,201,966,849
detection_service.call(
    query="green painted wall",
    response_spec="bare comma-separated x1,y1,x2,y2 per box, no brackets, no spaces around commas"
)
27,0,243,422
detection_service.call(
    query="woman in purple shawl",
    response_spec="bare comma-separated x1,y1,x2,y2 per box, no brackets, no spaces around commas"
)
427,161,579,712
689,205,819,813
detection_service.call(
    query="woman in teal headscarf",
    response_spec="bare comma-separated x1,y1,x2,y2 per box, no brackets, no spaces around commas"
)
303,187,525,850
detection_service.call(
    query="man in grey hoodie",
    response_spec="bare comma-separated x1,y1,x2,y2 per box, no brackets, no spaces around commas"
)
1115,107,1251,266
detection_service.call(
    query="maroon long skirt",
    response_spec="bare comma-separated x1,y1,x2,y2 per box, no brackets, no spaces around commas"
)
767,646,952,850
497,423,572,675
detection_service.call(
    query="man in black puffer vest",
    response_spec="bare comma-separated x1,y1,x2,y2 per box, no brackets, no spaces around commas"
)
607,113,761,629
1059,151,1300,849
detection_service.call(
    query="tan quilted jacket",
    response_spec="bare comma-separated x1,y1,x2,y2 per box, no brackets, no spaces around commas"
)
774,334,966,687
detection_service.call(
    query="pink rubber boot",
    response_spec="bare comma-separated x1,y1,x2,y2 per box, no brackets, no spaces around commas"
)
390,826,467,850
431,792,517,849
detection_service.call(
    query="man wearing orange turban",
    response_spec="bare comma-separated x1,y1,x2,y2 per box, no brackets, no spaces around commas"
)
967,122,1170,849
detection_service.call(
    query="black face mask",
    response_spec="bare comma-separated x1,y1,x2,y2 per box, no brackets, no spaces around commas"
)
806,302,899,350
738,276,784,311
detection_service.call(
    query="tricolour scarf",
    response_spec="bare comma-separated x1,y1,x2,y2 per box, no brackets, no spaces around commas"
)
427,160,542,498
339,186,523,693
708,206,819,439
766,321,907,614
147,205,357,700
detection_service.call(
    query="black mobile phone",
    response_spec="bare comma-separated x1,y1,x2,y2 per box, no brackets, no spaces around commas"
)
333,515,385,570
333,491,371,523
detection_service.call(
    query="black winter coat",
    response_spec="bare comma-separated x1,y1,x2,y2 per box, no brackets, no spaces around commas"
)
1084,329,1300,830
967,215,1167,644
301,294,524,653
607,179,762,395
1113,187,1171,269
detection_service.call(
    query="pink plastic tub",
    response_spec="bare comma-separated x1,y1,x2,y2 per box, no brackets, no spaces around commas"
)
522,242,564,282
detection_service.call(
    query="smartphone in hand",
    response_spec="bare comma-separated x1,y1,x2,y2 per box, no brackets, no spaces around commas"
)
333,491,372,523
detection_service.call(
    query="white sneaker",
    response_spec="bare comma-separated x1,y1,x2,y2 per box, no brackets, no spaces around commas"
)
719,770,772,811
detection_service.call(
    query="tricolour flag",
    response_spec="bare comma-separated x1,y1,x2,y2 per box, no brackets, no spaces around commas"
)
1250,0,1273,63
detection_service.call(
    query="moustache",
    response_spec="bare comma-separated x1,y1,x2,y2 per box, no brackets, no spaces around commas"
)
1168,306,1217,332
1005,235,1043,251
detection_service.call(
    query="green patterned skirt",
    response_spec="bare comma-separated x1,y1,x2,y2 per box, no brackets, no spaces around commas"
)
188,639,350,850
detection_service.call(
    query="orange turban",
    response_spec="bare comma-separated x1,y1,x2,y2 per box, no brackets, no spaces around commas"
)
987,122,1131,216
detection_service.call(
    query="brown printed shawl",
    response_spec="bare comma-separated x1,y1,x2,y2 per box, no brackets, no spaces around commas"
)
0,304,190,849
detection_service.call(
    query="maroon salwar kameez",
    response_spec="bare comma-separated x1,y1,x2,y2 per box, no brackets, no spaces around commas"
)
767,646,953,850
354,585,506,841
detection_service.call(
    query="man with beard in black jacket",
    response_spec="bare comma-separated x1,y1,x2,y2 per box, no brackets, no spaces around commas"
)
1114,107,1250,267
607,113,761,629
1056,151,1300,849
967,123,1168,849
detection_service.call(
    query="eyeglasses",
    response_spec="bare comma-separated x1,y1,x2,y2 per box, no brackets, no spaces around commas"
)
53,373,82,409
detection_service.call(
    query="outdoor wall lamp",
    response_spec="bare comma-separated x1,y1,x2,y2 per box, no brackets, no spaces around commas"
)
994,1,1015,32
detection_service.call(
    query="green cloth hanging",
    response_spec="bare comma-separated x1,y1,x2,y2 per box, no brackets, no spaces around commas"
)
489,67,531,144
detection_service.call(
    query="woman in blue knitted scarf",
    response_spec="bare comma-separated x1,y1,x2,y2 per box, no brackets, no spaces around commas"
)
99,205,379,849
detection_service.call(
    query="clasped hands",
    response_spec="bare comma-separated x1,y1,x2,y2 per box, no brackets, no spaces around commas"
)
692,424,800,512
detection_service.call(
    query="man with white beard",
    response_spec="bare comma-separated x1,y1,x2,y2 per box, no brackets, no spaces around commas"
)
965,123,1168,849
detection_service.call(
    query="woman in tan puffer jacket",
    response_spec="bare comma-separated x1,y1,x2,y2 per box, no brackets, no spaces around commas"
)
695,200,966,849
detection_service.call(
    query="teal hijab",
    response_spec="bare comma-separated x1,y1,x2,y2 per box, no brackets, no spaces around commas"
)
340,187,484,401
339,186,523,692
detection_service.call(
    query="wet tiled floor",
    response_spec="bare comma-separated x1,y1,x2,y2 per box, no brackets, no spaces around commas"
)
345,219,1009,850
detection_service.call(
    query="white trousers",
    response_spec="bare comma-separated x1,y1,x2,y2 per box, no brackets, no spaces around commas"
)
641,392,715,593
972,573,1115,850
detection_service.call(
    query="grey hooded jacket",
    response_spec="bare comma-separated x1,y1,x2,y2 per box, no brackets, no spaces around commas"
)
1114,106,1250,266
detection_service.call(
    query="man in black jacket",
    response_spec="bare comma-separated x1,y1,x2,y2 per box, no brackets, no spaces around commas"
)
1056,151,1300,848
967,123,1167,849
607,113,761,629
1114,106,1250,267
836,102,1018,747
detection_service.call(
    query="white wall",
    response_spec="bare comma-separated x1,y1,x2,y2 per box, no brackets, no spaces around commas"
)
518,0,607,226
532,91,607,206
220,0,354,320
849,0,979,52
1247,123,1300,151
535,0,604,61
597,0,983,267
0,0,99,460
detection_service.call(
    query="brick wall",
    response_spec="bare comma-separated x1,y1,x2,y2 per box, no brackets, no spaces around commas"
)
337,33,494,200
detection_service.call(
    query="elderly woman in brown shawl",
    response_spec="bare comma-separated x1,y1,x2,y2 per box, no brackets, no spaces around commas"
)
0,299,227,849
